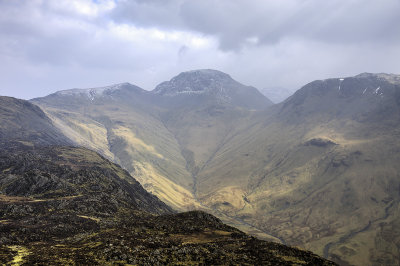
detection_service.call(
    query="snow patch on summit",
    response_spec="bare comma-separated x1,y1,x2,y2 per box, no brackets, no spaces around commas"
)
56,83,130,101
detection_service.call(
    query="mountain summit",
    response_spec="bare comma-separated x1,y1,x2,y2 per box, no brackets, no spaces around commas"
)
279,72,400,124
153,69,272,110
154,69,234,96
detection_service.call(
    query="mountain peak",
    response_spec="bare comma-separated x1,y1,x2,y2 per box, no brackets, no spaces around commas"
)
176,69,232,79
153,69,233,96
152,69,272,110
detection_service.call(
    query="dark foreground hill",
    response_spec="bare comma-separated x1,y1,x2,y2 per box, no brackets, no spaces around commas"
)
0,145,334,265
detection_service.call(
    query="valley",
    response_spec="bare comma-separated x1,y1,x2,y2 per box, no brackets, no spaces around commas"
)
26,70,400,265
0,95,334,265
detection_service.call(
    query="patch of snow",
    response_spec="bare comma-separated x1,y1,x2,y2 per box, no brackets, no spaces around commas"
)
338,78,344,91
175,90,205,95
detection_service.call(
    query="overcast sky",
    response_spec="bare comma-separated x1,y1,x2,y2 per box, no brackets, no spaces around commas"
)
0,0,399,99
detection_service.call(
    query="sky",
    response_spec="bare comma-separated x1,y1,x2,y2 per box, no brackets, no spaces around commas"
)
0,0,400,99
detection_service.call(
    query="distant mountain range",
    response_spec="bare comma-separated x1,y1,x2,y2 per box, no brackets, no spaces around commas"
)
259,86,296,103
1,69,399,265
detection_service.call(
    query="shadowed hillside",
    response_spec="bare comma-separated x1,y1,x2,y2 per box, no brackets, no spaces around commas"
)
0,96,72,147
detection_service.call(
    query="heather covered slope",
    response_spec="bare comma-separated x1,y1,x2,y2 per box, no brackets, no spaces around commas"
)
0,145,335,265
0,145,172,215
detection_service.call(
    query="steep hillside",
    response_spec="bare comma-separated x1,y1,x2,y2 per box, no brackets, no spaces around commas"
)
32,83,198,210
31,70,272,211
0,96,71,147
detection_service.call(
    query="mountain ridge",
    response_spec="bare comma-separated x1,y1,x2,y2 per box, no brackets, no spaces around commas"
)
29,70,400,265
53,82,144,100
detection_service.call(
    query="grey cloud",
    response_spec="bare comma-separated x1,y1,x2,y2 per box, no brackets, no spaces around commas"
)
111,0,400,50
0,0,399,100
110,0,184,29
181,0,400,49
0,1,163,69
